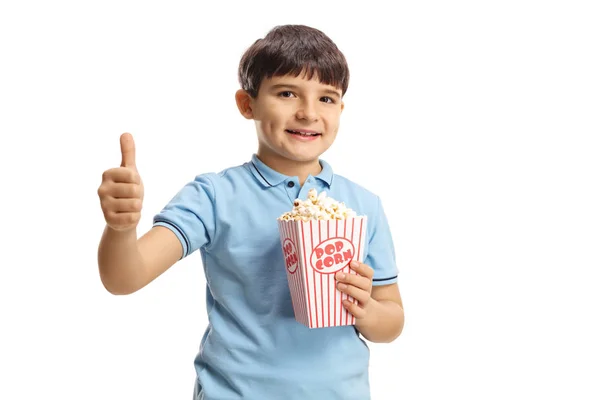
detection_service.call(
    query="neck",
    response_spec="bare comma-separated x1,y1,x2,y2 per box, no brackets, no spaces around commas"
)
256,152,321,186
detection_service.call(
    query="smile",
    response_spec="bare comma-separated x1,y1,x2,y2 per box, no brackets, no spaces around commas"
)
285,129,322,137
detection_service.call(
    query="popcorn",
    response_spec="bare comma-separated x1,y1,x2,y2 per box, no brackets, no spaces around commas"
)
276,188,367,329
278,189,357,221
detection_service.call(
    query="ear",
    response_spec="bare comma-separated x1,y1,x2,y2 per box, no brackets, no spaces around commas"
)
235,89,254,119
340,101,345,113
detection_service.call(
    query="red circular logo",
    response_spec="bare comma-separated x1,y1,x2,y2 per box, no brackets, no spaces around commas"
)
310,237,355,274
282,238,299,274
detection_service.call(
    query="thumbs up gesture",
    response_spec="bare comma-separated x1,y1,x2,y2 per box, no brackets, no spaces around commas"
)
97,133,145,231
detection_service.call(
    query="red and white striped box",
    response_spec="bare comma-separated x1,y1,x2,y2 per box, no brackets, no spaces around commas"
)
277,217,367,329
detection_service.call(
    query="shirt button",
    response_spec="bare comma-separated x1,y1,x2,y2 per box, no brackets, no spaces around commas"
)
287,181,295,188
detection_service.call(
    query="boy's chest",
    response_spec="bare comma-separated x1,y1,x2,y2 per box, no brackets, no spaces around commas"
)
208,184,369,271
206,192,294,283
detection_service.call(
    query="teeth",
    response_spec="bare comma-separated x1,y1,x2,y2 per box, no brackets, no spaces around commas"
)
288,130,317,136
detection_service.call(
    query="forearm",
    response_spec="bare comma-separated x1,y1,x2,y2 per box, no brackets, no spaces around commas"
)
97,225,146,295
355,298,404,343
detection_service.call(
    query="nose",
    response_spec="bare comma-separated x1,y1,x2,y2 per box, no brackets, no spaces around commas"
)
295,100,318,122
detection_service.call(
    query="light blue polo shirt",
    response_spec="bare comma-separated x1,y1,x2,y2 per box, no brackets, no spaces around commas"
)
153,154,398,400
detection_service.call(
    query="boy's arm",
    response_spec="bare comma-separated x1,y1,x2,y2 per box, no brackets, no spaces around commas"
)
336,261,404,343
97,132,183,295
355,282,404,343
98,225,182,295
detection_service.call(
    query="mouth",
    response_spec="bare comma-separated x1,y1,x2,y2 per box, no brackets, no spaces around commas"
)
285,129,322,137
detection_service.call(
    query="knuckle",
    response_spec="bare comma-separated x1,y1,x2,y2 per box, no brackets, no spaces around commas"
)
110,212,138,229
105,212,119,226
123,213,135,224
127,170,136,182
129,170,140,184
132,199,142,212
102,168,116,182
99,197,109,211
132,185,142,198
129,212,140,224
98,183,113,198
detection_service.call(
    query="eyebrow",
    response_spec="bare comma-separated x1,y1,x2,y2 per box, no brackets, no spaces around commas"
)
269,83,342,99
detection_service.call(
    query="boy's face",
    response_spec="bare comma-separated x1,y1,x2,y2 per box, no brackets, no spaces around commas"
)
236,72,344,172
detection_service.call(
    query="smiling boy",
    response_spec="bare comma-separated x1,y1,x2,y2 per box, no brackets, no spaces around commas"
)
97,24,404,399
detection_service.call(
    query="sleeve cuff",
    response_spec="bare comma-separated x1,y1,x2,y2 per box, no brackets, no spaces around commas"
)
153,219,189,259
372,275,398,286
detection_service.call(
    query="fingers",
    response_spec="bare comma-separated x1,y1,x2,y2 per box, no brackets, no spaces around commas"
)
336,268,372,293
101,167,141,184
98,134,143,231
335,261,374,307
98,182,143,199
336,281,371,304
342,299,367,319
349,260,374,279
100,197,143,213
120,132,136,169
98,192,142,230
103,211,141,231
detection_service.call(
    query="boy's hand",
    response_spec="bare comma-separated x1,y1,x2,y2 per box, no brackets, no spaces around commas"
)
335,261,374,319
97,133,144,231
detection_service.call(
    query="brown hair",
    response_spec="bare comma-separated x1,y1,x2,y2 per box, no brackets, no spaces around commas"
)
238,25,350,98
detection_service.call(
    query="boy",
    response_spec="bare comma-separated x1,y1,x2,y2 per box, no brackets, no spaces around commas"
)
97,24,404,399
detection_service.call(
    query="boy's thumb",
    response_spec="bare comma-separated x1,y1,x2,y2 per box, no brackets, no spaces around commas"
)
120,132,136,169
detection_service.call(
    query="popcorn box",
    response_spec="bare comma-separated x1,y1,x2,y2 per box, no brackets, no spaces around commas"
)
277,217,367,329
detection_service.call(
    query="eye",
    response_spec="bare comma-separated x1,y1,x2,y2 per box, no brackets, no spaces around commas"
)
320,96,335,104
279,91,295,98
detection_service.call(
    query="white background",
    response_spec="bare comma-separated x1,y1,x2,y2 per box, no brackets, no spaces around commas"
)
1,1,599,399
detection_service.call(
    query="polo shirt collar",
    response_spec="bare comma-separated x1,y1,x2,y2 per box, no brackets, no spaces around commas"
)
249,154,334,188
249,154,288,187
315,158,334,187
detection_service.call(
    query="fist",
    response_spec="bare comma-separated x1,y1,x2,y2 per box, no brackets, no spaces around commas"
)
97,133,144,231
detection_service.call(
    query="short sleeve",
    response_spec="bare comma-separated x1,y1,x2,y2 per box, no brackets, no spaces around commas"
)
364,196,399,286
152,174,217,259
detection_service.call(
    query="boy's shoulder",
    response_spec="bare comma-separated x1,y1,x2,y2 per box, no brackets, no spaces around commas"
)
189,160,254,184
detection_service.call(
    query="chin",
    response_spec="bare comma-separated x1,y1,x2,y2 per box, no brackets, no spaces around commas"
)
284,151,324,163
285,146,331,163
